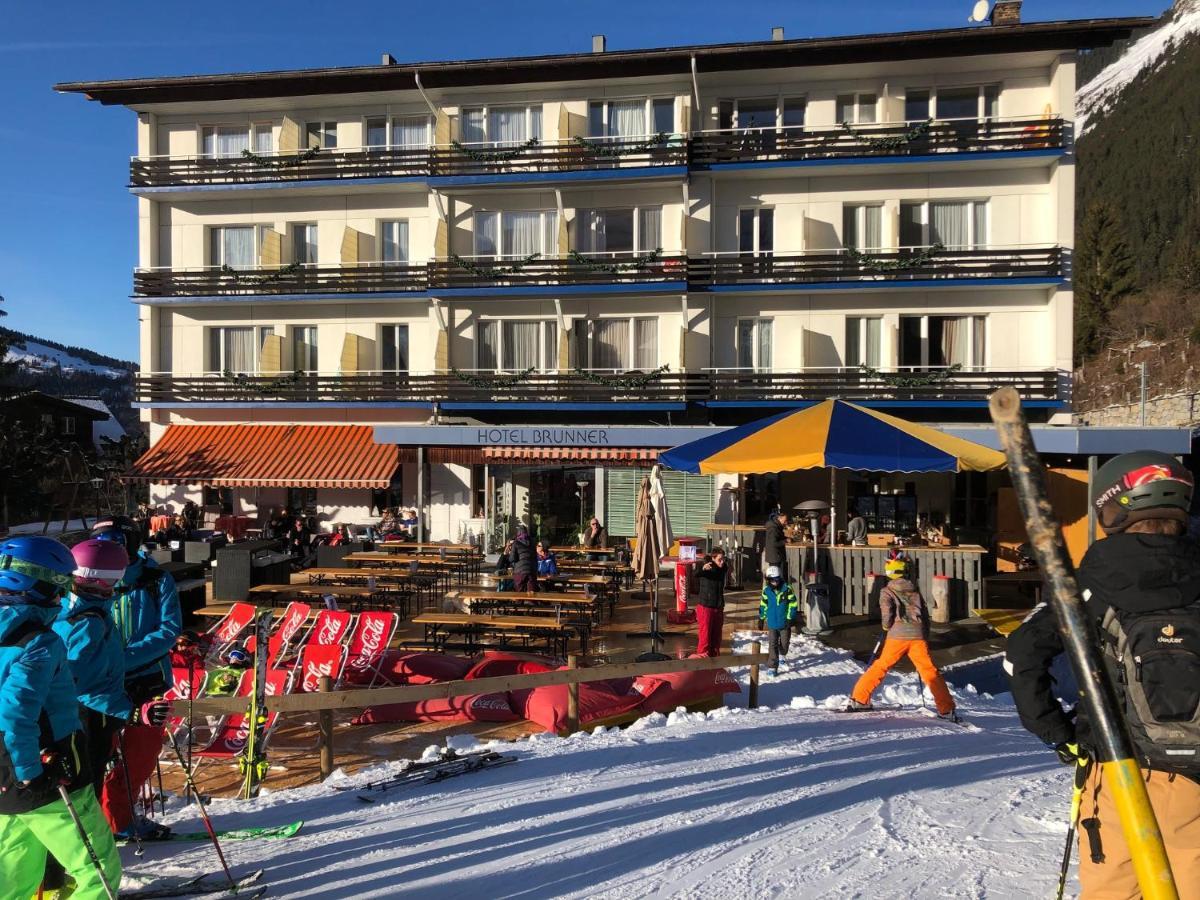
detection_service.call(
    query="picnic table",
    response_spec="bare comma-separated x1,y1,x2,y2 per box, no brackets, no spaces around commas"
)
343,552,469,588
247,583,392,614
537,574,619,615
411,611,579,655
458,589,599,629
549,546,618,557
305,566,434,611
557,560,635,587
376,542,483,575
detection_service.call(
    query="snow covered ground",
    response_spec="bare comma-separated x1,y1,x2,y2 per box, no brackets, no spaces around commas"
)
4,338,129,379
122,633,1075,899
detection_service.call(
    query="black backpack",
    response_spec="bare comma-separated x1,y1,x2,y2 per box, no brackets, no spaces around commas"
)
1100,602,1200,776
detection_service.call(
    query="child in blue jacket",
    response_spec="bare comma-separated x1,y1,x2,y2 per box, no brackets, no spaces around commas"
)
760,565,799,675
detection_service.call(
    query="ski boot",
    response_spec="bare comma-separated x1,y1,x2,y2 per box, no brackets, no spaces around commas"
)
841,698,873,712
117,815,173,841
938,709,962,724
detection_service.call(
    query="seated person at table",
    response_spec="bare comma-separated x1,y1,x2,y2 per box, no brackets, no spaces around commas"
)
182,499,201,534
286,517,314,568
536,541,559,576
502,526,537,592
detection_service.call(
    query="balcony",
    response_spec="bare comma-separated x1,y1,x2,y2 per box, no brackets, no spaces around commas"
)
689,116,1067,169
426,252,688,293
688,246,1064,290
427,135,688,183
133,368,1059,408
133,262,428,298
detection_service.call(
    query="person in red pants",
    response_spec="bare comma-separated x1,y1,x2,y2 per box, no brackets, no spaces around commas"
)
694,549,728,657
91,517,181,840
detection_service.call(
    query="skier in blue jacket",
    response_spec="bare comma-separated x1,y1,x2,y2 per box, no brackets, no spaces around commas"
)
91,516,181,839
760,565,800,675
0,535,122,899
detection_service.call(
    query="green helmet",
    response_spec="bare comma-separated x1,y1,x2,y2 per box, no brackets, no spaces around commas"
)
1092,451,1194,533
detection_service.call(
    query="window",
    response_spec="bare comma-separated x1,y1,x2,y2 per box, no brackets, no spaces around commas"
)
380,325,409,372
905,89,931,122
292,326,318,372
392,115,431,148
470,465,486,519
204,486,235,516
306,121,337,149
837,93,877,124
253,123,273,153
257,326,275,365
587,98,676,139
899,315,986,369
936,87,980,120
576,207,662,255
899,200,988,249
846,317,882,368
736,318,773,371
201,125,249,158
907,85,1002,121
208,326,256,374
842,205,883,250
782,98,807,128
381,220,409,263
365,117,388,149
286,487,317,516
292,224,318,266
575,318,658,370
209,226,256,268
738,208,775,255
460,105,542,147
473,210,556,259
736,98,776,131
62,417,76,437
477,320,558,372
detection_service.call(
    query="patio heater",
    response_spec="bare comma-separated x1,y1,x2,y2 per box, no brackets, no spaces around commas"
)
794,500,833,635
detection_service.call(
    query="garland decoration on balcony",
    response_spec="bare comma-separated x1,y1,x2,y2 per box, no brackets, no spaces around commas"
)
572,132,669,157
450,137,539,162
221,369,306,393
449,366,536,389
450,252,541,278
572,364,670,390
839,118,932,151
230,146,320,170
845,242,944,272
858,362,962,387
219,261,303,286
567,248,664,273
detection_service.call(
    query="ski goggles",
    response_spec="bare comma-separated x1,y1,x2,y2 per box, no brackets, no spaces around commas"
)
0,555,76,590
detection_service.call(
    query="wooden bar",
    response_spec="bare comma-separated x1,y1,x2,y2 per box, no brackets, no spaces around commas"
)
318,675,334,781
748,640,761,709
565,655,580,735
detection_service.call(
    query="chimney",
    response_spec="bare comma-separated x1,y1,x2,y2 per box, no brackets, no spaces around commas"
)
592,34,606,53
990,0,1021,25
381,52,397,65
771,26,785,41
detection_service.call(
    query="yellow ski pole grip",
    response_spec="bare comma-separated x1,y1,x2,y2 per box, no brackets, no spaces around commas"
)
1102,759,1179,900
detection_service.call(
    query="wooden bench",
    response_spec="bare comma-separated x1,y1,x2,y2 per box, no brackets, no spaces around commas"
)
246,583,402,615
411,612,579,656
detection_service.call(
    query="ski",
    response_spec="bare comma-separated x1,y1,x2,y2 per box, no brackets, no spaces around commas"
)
835,705,974,729
120,821,302,844
238,610,272,800
335,749,497,793
355,753,516,802
119,868,263,898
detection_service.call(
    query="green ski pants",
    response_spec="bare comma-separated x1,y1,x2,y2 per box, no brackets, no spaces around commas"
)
0,786,121,900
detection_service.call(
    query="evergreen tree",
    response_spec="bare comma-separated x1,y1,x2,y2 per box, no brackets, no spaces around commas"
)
1075,201,1137,359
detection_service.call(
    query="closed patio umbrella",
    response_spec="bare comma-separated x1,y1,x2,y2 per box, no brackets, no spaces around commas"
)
630,476,668,659
648,464,674,558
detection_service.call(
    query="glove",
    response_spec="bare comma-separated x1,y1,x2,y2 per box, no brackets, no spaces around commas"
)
37,749,76,788
135,700,171,727
1054,741,1088,766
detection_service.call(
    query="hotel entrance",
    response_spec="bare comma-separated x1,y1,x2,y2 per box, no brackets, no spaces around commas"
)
487,465,598,548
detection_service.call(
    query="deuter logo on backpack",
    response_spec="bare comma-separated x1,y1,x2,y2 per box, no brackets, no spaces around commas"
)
1160,623,1184,644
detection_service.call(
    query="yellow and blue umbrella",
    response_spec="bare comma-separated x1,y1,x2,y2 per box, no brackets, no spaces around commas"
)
659,399,1005,475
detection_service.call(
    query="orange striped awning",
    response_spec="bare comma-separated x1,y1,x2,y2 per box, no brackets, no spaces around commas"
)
126,425,399,489
482,447,660,465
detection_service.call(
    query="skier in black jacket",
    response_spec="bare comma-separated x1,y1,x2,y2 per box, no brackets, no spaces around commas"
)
1005,450,1200,897
763,511,790,584
503,526,537,593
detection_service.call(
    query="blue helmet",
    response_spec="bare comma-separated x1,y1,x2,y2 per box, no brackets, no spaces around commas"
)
0,536,77,605
91,515,140,564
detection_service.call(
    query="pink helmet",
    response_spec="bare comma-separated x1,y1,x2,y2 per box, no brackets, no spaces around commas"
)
71,538,129,596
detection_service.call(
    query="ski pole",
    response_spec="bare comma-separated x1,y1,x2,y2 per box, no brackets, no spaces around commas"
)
56,784,118,900
156,756,166,817
167,732,237,891
116,730,145,857
989,387,1179,900
1056,758,1091,900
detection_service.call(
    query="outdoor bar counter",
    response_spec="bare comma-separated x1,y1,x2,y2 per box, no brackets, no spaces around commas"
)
705,524,986,617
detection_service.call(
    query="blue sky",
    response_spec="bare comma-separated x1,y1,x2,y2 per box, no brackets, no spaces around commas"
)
1,0,1165,361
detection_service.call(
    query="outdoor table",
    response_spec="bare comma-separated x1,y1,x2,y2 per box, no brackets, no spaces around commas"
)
557,561,635,588
550,546,618,557
458,589,599,631
343,553,469,589
411,612,578,656
306,566,434,612
247,583,384,613
537,574,617,616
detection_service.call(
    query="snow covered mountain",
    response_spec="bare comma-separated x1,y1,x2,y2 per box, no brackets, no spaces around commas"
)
3,332,133,380
1077,0,1200,133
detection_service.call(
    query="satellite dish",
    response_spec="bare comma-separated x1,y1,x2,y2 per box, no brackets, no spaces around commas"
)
968,0,990,22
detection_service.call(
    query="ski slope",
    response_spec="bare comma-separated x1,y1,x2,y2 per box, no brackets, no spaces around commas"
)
4,338,129,379
121,634,1075,899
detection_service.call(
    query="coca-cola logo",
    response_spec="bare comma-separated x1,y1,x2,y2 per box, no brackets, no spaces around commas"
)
317,616,345,644
303,659,335,693
280,611,306,644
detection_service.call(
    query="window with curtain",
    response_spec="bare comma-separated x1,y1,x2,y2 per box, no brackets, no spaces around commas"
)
899,315,985,368
392,115,430,148
305,121,337,149
293,326,318,372
201,125,250,158
846,317,882,368
578,207,660,255
837,93,876,123
634,318,657,369
252,124,273,153
588,99,673,138
292,224,318,265
637,207,662,252
474,211,555,258
502,321,540,370
461,108,486,144
477,320,555,371
380,325,409,372
489,107,526,146
477,320,499,370
899,201,988,248
365,117,387,149
609,100,646,138
209,327,256,374
593,319,631,370
930,202,969,249
381,220,409,263
474,211,499,258
210,226,255,268
737,319,772,370
843,205,882,250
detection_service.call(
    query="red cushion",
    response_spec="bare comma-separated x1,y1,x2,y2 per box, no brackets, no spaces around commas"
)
513,677,645,733
633,668,741,714
464,657,556,680
386,652,474,685
352,692,518,724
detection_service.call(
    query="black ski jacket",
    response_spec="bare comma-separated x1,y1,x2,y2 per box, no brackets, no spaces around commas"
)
1005,533,1200,750
695,558,728,610
504,535,536,578
764,517,787,567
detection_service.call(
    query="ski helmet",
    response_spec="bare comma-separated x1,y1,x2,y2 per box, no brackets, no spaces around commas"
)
1092,451,1194,534
765,565,783,584
71,538,129,597
91,515,141,564
0,536,77,605
885,558,908,579
225,647,250,668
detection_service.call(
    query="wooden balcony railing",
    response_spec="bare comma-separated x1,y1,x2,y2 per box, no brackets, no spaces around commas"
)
133,263,428,297
128,118,1064,188
425,253,688,290
133,369,1059,405
688,246,1064,288
689,117,1066,167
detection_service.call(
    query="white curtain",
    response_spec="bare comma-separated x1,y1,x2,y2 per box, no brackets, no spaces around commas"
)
941,317,969,367
638,207,662,252
593,319,630,370
529,106,543,142
392,116,429,148
503,321,539,370
972,316,987,369
863,206,882,250
578,209,602,253
634,319,657,369
461,109,485,145
972,203,988,249
757,319,773,370
214,227,255,267
253,124,273,153
542,212,557,257
543,322,558,370
503,211,542,258
224,328,255,374
930,202,969,249
205,126,249,158
865,318,882,367
474,212,499,257
478,321,499,370
610,100,645,138
489,107,526,146
382,220,409,263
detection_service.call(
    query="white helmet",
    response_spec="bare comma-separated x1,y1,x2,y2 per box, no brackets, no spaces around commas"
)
765,565,782,580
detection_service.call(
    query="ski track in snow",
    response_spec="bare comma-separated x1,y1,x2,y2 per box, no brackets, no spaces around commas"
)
121,633,1074,898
